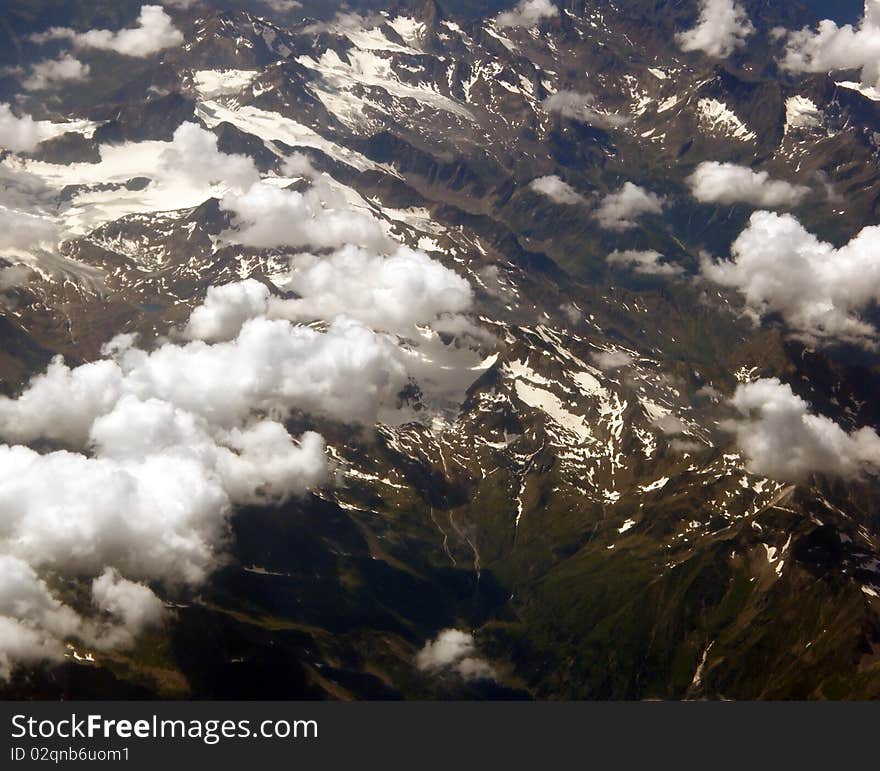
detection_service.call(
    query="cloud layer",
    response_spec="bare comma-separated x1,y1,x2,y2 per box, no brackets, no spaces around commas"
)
0,297,419,674
0,105,486,678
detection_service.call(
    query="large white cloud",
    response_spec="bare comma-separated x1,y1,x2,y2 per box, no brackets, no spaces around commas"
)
495,0,559,29
594,183,664,231
543,90,628,130
687,162,810,208
0,298,416,674
31,5,183,58
22,54,90,91
529,175,587,205
677,0,755,59
701,210,880,346
779,0,880,88
728,378,880,481
0,318,406,446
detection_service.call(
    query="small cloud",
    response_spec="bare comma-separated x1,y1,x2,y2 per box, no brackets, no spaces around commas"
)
677,0,755,59
416,628,496,681
594,183,664,231
529,175,587,206
262,0,303,13
22,53,90,91
607,249,683,276
543,90,628,129
91,568,165,647
184,279,271,343
220,181,391,253
696,384,723,401
161,122,260,192
31,5,183,58
495,0,559,29
669,438,706,454
687,162,810,208
652,414,688,436
477,265,511,299
560,303,581,324
591,350,635,370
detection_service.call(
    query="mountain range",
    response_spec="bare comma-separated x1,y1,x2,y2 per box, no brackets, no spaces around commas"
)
2,0,880,699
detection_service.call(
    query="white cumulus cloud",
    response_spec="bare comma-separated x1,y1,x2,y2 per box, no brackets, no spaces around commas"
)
687,162,810,207
495,0,559,29
415,628,496,681
779,0,880,88
529,175,587,205
184,280,272,343
591,350,635,370
31,5,183,58
607,249,683,276
161,122,260,193
728,378,880,481
22,53,90,91
677,0,755,59
594,183,664,231
272,246,473,336
220,181,391,253
701,210,880,346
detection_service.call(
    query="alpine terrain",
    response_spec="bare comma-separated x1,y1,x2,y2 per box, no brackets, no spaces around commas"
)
2,0,880,700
